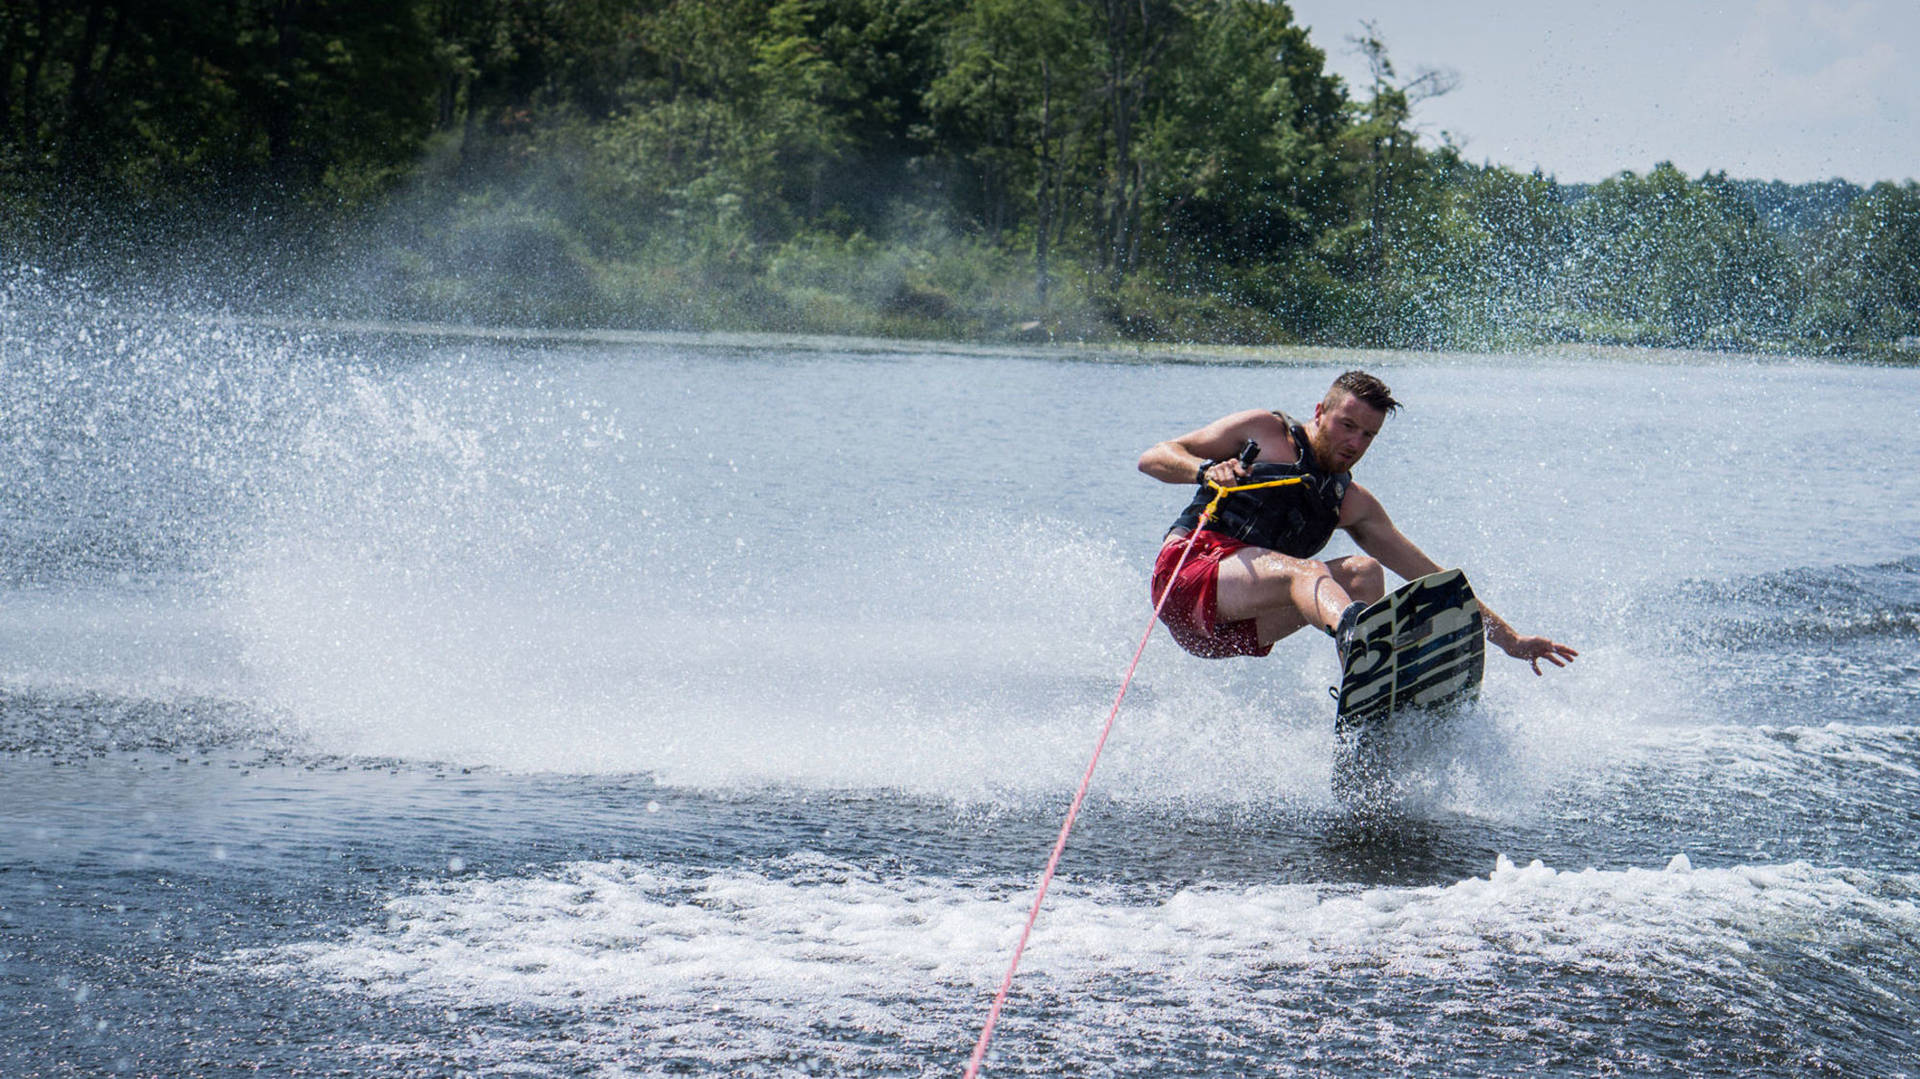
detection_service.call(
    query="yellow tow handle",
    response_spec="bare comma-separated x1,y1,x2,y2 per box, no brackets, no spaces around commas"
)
1196,474,1306,524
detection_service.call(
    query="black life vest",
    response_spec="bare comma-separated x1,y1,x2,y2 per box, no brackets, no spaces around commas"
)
1169,414,1351,558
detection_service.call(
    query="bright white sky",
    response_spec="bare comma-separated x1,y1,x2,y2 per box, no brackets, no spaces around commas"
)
1283,0,1917,184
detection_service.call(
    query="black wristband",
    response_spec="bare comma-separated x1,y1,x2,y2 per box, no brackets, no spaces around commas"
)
1196,460,1216,485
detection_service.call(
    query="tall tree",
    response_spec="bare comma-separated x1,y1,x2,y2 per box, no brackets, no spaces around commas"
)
1143,0,1345,267
1089,0,1181,281
928,0,1092,302
1334,20,1457,280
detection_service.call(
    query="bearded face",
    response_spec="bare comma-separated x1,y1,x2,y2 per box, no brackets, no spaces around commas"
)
1309,393,1387,472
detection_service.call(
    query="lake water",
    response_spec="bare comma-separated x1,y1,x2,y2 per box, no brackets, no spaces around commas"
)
5,270,1920,1076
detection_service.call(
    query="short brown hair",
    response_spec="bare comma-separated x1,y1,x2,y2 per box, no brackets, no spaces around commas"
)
1325,370,1400,415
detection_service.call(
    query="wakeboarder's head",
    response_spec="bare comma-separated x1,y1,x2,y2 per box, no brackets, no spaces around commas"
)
1309,370,1399,473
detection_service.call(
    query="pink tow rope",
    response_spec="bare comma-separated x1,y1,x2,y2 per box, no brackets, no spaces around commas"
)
961,526,1203,1078
964,443,1277,1077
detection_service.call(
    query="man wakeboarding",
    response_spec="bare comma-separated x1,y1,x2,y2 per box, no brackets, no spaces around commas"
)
1139,370,1577,673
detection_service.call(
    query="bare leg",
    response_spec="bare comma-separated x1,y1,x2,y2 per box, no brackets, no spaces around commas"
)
1215,550,1386,647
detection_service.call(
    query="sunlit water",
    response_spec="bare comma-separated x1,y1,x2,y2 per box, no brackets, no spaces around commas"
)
4,267,1919,1076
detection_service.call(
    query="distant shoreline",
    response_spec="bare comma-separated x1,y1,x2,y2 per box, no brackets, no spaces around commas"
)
205,313,1904,369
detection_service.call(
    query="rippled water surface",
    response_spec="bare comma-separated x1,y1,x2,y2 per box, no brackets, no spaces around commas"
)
4,271,1919,1076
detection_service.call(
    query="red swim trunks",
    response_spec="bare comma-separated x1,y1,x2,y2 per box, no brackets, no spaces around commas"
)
1150,531,1273,658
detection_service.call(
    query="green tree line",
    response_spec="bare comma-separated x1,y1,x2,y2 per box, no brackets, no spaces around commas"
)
3,0,1915,354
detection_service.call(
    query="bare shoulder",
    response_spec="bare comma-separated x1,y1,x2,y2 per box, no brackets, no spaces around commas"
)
1177,408,1294,458
1225,409,1297,459
1214,407,1291,434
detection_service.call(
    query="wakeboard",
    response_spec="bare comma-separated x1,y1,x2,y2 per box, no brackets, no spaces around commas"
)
1333,569,1485,802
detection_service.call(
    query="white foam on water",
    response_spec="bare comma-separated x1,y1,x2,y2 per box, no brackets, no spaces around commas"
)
238,852,1920,1074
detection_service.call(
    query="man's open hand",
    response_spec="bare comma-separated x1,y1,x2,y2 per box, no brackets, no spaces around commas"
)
1500,634,1579,676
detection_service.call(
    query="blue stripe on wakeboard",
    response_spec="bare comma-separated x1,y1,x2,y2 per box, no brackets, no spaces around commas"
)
1396,655,1480,707
1397,625,1484,687
1399,618,1483,668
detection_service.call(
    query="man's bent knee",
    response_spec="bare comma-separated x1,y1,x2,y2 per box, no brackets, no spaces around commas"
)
1336,555,1385,603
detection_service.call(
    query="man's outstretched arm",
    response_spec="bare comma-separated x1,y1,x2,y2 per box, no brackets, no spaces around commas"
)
1343,485,1579,676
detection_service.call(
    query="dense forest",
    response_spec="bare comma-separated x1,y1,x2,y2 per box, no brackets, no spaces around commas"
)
3,0,1916,354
